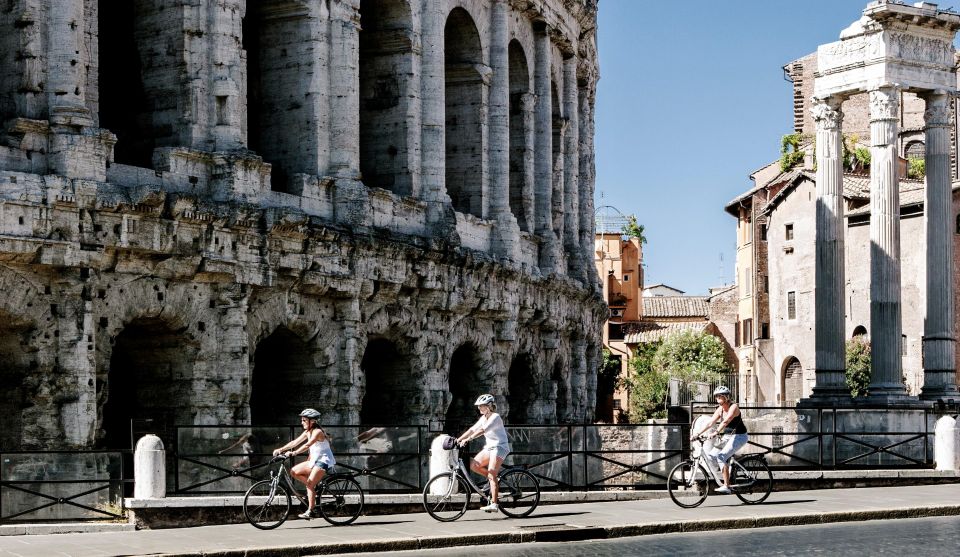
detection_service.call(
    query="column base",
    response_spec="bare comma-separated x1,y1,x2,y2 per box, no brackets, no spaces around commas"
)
920,370,960,401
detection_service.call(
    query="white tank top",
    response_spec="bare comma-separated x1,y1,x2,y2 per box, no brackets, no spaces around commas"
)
308,434,336,466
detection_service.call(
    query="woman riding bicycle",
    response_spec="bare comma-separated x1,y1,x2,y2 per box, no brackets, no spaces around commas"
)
455,394,510,513
273,408,336,519
689,386,748,494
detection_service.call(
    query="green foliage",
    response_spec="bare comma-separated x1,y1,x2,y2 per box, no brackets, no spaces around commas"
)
621,215,647,244
841,134,870,173
599,348,622,385
780,133,809,172
845,337,871,398
624,331,731,422
907,158,925,179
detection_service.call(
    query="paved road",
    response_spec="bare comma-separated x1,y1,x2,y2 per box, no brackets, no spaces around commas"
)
340,515,960,556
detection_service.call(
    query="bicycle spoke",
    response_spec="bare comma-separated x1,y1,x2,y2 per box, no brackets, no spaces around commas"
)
667,460,709,508
243,479,291,529
733,457,773,505
497,469,540,518
423,474,470,522
318,475,364,526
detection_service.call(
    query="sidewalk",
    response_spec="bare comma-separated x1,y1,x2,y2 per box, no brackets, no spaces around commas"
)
1,484,959,557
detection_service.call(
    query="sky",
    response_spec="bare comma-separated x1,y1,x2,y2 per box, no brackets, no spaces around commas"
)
594,0,910,295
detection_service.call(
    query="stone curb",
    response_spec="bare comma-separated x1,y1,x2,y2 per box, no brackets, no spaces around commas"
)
0,523,135,536
144,504,960,557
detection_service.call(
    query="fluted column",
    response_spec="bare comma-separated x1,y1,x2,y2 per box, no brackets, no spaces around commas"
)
578,86,597,291
921,91,959,400
810,96,850,400
488,0,519,259
47,0,91,125
562,55,582,279
534,23,560,273
868,85,909,401
328,0,361,177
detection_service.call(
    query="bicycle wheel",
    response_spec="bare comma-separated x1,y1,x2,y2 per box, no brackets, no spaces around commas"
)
733,456,773,504
317,474,364,525
497,469,540,518
422,473,470,522
667,460,709,508
243,479,291,529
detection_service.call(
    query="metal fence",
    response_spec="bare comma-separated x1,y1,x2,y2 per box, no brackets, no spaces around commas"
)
669,373,740,406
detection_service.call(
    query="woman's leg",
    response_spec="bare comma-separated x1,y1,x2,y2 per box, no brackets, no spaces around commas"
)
290,461,312,492
487,456,504,504
305,466,327,511
471,451,491,478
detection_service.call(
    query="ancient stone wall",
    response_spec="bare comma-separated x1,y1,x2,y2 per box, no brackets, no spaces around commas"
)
0,0,604,451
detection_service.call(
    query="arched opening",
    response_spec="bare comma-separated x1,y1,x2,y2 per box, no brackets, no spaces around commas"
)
0,317,33,451
904,140,925,161
781,357,803,407
552,360,569,423
550,81,564,235
250,326,316,426
359,0,414,195
508,41,533,232
507,353,536,424
852,325,867,337
446,343,486,431
102,319,199,449
360,337,417,425
98,0,154,167
444,8,485,218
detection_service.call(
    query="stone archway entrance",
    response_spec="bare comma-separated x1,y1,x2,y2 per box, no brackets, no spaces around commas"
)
0,317,33,451
446,343,486,431
507,353,536,424
102,319,198,449
782,357,803,407
360,337,417,425
250,326,316,426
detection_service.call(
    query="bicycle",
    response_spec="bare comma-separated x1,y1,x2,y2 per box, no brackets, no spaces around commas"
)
666,434,773,508
422,446,541,521
243,454,364,529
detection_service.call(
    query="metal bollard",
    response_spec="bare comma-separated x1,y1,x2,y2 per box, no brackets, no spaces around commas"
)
934,415,959,471
134,434,166,498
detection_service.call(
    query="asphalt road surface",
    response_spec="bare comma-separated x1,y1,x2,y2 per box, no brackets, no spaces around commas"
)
335,515,960,556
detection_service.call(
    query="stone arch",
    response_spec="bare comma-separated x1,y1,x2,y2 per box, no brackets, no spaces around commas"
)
551,357,570,423
446,342,488,431
101,318,200,449
444,7,486,218
250,326,321,426
508,40,534,232
0,313,35,451
97,0,155,167
359,0,414,195
360,336,418,425
781,357,803,406
852,325,867,337
506,352,536,424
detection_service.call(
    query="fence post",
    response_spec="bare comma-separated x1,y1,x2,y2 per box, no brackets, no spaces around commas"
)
934,415,959,471
134,434,166,499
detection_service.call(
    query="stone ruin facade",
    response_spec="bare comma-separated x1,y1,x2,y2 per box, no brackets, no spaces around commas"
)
0,0,604,451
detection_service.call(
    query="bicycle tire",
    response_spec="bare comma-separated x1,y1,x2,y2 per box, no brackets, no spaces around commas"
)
423,473,470,522
497,468,540,518
243,479,292,529
317,474,365,525
733,455,773,504
667,460,709,508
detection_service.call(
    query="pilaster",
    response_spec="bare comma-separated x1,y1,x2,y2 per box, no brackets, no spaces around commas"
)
563,55,582,279
328,0,361,178
534,23,560,273
489,0,520,260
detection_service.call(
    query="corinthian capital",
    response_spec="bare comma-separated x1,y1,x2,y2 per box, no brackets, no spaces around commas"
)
923,90,952,128
811,96,843,131
869,85,900,122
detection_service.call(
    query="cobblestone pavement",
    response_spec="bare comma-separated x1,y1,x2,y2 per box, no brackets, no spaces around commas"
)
1,484,959,557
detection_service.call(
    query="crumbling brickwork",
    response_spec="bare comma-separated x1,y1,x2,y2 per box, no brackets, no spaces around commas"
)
0,0,603,451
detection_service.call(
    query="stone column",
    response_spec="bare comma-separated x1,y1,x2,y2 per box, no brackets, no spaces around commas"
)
47,0,91,125
921,91,959,400
868,85,909,401
809,96,850,400
534,23,560,273
328,0,361,178
488,0,519,259
562,55,582,279
578,86,598,290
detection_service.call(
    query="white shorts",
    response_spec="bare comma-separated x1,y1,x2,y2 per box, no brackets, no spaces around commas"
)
482,445,510,461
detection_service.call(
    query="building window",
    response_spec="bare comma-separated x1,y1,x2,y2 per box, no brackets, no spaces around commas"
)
623,274,630,282
785,223,794,241
956,214,960,234
735,321,740,347
742,318,753,344
759,322,769,339
787,291,796,320
744,266,752,297
901,334,907,356
612,399,622,410
609,323,624,341
760,224,767,241
763,275,769,294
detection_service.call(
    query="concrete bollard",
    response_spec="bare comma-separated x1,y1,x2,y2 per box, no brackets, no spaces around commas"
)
134,434,166,499
934,415,959,471
428,435,459,495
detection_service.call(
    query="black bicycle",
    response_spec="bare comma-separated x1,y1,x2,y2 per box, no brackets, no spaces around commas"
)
422,447,540,521
243,455,364,529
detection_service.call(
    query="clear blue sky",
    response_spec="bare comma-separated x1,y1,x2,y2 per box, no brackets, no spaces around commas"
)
594,0,900,295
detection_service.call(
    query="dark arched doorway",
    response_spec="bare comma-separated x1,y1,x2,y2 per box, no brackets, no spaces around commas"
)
444,7,485,217
446,343,486,431
251,326,316,426
508,40,533,231
782,357,803,406
0,316,33,451
102,319,198,449
552,360,570,423
360,337,417,425
852,325,867,337
507,353,536,424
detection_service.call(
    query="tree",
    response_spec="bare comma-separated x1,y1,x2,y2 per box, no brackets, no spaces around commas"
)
624,341,665,422
846,337,871,398
621,215,647,244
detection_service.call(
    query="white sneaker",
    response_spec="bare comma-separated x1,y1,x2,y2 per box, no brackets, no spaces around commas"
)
297,509,315,519
715,486,731,494
480,502,499,513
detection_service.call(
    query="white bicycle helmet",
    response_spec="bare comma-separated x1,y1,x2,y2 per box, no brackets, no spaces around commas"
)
299,408,321,419
474,394,495,406
713,386,731,398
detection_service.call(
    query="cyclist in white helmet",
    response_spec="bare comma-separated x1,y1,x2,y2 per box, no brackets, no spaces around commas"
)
273,408,336,519
455,394,511,513
689,386,749,494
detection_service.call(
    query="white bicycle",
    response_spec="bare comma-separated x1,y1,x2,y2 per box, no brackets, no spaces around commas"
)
667,434,773,508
